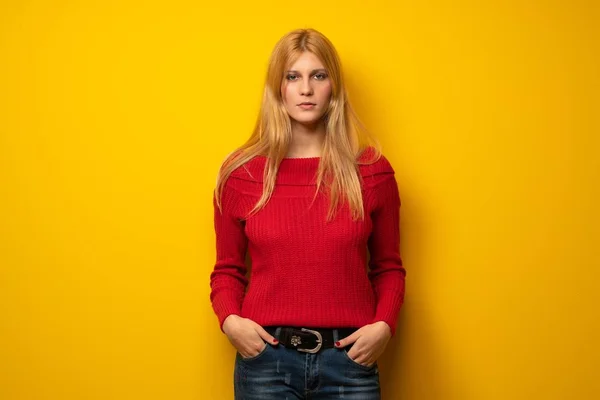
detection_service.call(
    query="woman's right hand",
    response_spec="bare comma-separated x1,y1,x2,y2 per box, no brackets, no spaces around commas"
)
222,314,279,358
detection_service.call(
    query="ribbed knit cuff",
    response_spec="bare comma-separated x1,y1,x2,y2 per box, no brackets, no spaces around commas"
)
371,288,405,336
212,295,242,332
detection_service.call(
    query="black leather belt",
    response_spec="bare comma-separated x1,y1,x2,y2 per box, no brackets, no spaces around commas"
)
264,326,358,354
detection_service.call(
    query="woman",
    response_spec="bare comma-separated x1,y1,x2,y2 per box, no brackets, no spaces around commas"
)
210,28,406,399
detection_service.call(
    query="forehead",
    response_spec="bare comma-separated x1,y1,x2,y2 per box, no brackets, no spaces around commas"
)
287,52,326,71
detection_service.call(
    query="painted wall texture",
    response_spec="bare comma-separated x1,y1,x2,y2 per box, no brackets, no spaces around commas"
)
0,1,597,399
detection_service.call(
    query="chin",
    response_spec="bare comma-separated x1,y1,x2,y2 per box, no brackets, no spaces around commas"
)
291,115,325,125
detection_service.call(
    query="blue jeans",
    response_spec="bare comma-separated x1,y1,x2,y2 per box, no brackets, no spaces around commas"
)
234,328,381,399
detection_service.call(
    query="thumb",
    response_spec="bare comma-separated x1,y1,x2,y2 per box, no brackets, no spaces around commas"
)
253,323,279,345
335,330,360,348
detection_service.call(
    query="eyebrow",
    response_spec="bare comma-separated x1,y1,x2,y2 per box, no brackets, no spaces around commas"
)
285,69,328,74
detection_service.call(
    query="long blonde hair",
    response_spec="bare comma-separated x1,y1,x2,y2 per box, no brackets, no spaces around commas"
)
215,28,381,221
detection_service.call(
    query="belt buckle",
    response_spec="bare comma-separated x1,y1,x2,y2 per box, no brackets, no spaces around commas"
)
296,328,322,354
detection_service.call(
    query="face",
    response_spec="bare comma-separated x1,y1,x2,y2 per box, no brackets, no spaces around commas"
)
281,51,332,128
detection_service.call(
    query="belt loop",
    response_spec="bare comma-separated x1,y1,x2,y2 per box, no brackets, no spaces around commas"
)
332,329,339,342
274,327,282,340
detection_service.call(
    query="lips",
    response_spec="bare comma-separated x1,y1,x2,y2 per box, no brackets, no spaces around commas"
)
298,102,316,106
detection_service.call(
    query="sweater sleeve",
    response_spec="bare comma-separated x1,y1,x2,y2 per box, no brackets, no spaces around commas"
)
367,173,406,336
209,179,249,332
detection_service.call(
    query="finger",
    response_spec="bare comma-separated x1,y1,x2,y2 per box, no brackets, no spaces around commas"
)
351,352,374,367
347,344,371,362
241,342,265,359
347,348,367,365
365,356,377,367
335,330,360,348
253,323,279,345
347,348,358,360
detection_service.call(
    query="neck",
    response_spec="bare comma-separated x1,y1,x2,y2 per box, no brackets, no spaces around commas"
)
287,119,326,158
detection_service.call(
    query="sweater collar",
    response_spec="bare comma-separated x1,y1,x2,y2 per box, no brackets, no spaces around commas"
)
228,148,393,186
234,155,321,186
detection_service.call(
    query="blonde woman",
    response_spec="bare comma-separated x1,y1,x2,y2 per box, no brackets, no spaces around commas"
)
210,28,406,399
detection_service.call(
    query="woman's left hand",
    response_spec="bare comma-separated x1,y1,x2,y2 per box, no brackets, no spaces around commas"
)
335,321,392,367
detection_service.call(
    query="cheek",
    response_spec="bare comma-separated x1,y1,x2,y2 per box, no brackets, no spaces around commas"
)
281,83,291,105
321,83,332,100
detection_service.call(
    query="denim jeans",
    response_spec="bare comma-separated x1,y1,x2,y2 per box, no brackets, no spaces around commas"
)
234,328,381,399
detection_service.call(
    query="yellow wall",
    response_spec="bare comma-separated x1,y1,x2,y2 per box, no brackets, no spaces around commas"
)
1,1,598,399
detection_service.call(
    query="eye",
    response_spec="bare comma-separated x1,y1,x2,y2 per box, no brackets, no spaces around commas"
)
314,73,328,80
286,74,298,81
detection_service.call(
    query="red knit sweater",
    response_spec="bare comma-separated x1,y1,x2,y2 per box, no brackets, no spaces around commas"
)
210,149,406,336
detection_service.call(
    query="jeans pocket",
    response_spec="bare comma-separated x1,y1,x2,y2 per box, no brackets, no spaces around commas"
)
238,342,270,363
342,348,377,371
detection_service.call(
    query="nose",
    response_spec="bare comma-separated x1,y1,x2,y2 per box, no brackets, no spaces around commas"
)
300,79,313,96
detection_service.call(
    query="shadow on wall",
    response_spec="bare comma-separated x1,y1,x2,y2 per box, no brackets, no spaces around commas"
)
377,191,469,399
